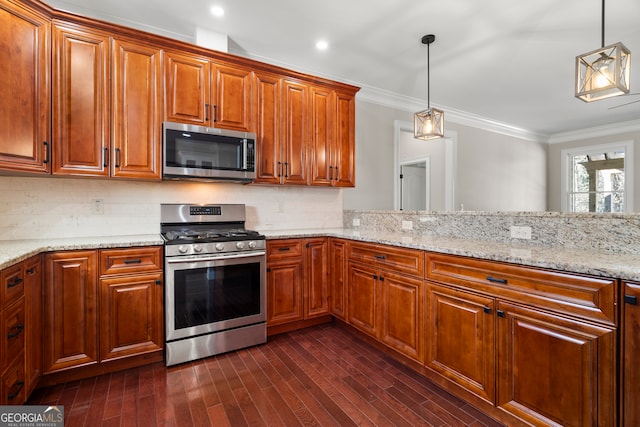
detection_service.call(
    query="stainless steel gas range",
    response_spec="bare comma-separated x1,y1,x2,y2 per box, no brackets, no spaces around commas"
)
160,203,266,366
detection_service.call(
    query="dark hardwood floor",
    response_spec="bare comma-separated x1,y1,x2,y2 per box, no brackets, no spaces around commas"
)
28,323,504,426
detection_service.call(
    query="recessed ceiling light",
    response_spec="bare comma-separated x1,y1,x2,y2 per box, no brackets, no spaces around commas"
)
316,40,329,51
210,5,224,17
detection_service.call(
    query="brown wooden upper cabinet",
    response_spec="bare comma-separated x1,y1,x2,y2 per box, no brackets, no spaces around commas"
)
164,50,253,132
51,23,162,179
0,0,50,174
253,73,356,187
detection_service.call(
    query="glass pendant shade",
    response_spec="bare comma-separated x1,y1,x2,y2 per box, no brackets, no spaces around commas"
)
414,107,444,140
576,43,631,102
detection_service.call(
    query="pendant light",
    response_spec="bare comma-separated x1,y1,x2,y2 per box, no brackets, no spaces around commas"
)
414,34,444,140
575,0,631,102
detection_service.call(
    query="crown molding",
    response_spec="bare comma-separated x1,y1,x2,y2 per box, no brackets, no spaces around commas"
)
356,85,550,143
547,118,640,144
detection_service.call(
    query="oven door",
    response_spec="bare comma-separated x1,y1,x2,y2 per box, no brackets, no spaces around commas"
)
165,251,266,342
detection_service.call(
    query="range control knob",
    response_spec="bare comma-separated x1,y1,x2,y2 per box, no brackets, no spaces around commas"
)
236,241,245,250
178,245,189,254
248,241,257,249
193,244,203,253
215,243,225,251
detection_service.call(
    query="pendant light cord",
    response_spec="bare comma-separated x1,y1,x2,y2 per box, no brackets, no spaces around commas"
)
601,0,605,48
427,41,431,109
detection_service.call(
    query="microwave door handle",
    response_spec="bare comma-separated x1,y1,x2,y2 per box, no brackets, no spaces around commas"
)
243,138,248,170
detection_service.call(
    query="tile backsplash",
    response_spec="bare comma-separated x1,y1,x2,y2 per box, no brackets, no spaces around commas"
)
0,176,343,240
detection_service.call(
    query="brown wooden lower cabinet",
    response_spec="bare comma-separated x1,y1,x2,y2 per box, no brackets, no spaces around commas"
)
42,246,163,385
266,238,331,334
328,238,347,320
622,281,640,427
425,253,617,427
43,250,99,373
426,283,495,404
347,258,424,363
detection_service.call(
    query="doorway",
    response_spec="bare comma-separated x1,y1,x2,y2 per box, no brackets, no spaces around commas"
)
400,159,429,210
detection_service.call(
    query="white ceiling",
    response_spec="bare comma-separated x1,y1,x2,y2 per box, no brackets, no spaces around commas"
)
47,0,640,139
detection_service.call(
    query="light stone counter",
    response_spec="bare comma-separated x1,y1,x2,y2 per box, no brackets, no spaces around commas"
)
0,235,164,270
264,228,640,282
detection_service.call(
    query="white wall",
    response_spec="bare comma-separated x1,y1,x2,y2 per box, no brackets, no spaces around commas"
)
345,99,548,211
0,176,343,240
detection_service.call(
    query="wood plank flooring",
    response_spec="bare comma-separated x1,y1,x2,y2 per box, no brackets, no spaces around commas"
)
28,323,504,426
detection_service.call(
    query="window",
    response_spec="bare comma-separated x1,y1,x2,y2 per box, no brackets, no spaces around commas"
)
561,141,634,212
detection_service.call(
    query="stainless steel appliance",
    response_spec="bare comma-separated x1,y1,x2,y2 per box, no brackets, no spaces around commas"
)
161,203,266,366
162,122,256,183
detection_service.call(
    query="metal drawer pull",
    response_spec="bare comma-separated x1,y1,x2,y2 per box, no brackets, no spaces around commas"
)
8,277,23,288
375,255,386,260
625,295,638,305
497,310,506,318
8,324,24,339
124,259,142,264
483,306,491,314
486,276,507,284
7,380,24,401
278,247,291,251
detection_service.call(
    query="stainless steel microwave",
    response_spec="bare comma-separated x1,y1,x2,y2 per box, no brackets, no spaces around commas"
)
162,122,256,183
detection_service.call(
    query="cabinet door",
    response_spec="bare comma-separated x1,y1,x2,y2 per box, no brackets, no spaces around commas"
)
253,71,282,184
164,51,209,125
211,64,252,131
281,79,309,185
426,283,496,403
0,1,50,174
380,271,424,363
100,273,163,361
622,282,640,427
309,86,333,186
266,260,304,325
332,91,356,187
52,23,110,176
24,255,42,395
497,302,616,427
43,251,98,373
111,38,162,179
329,239,347,320
347,262,378,337
304,238,329,318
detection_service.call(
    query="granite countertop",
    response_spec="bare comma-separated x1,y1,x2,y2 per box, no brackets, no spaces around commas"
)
0,235,164,270
263,228,640,282
1,230,639,282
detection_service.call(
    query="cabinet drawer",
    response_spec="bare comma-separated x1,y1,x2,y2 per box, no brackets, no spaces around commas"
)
100,247,162,276
267,239,303,261
1,297,25,371
348,241,424,277
1,262,25,306
1,356,25,405
426,253,617,326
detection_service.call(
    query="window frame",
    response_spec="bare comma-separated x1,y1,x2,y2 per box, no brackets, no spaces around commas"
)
560,140,634,212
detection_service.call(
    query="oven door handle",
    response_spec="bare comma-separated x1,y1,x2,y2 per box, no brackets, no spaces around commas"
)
166,251,266,264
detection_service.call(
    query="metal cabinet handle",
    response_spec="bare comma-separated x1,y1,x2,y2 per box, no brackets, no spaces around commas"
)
103,147,108,167
7,380,24,401
277,161,282,178
205,104,210,122
43,141,49,164
497,310,506,318
284,162,289,178
8,324,24,339
375,255,386,260
483,306,492,314
278,247,290,252
625,295,637,305
213,105,217,122
486,276,508,285
8,277,23,288
124,259,142,264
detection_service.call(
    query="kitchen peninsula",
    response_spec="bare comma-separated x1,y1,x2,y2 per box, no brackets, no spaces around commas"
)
2,209,639,426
